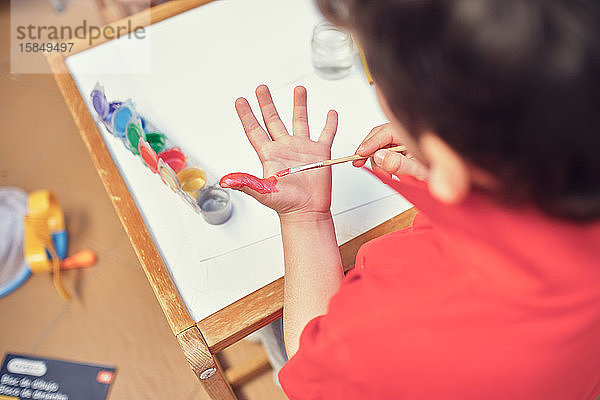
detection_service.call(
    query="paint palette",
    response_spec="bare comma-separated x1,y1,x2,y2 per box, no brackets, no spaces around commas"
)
89,83,233,225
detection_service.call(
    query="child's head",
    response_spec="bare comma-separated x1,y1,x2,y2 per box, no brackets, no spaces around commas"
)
318,0,600,222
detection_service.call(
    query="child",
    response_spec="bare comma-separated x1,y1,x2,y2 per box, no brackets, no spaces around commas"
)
221,0,600,398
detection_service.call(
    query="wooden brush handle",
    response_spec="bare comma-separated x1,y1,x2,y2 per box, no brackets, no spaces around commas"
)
322,145,407,166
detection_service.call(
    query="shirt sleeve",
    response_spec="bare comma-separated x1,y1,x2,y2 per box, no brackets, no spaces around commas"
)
278,316,339,399
277,260,371,399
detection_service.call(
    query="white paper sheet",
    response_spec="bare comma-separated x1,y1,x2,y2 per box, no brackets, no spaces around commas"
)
66,0,412,321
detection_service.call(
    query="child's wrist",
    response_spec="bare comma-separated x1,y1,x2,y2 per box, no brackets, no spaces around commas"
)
278,210,333,225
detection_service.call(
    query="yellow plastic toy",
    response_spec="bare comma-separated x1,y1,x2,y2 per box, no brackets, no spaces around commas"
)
23,190,96,300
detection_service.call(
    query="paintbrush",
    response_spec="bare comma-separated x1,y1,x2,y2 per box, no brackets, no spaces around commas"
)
276,145,407,177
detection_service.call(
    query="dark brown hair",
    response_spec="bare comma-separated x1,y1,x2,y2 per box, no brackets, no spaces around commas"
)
318,0,600,222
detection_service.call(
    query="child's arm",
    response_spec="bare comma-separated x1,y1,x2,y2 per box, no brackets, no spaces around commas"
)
224,85,343,357
279,212,343,357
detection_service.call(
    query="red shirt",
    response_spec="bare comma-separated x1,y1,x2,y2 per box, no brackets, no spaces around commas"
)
279,173,600,399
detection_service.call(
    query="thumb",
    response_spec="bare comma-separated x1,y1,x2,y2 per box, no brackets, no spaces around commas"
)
219,174,277,197
219,176,276,210
372,149,429,180
220,183,263,199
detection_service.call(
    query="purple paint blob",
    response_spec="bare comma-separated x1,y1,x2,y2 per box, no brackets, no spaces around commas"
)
91,89,108,119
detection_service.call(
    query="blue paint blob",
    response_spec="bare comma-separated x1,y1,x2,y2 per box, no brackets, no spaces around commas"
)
113,107,133,137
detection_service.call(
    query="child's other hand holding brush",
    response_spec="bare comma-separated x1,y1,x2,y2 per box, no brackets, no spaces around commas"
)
352,122,429,181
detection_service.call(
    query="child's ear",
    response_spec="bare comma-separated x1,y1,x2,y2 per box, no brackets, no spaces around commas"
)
420,133,471,204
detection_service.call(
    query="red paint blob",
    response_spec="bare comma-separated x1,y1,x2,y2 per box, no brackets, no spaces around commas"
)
275,168,289,177
219,173,278,194
138,140,158,173
158,147,186,173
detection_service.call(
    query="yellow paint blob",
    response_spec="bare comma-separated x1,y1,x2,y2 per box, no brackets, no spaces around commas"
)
177,167,207,197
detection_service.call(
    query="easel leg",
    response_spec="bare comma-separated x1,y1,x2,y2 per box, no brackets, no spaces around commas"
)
177,326,236,400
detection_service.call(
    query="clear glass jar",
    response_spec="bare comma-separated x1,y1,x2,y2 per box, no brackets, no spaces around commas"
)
311,21,354,80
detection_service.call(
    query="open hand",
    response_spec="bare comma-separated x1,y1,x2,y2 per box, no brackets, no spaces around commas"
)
223,85,338,219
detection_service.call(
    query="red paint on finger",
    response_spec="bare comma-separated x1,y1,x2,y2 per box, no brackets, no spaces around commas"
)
219,172,278,194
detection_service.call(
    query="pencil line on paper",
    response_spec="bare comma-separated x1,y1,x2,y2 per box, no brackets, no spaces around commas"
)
332,193,401,217
280,72,316,91
196,233,282,263
194,194,403,263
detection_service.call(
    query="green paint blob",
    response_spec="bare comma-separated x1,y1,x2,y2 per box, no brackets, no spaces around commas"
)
126,122,144,154
145,132,166,153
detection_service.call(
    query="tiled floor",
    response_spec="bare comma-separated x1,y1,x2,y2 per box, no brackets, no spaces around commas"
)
0,1,286,399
